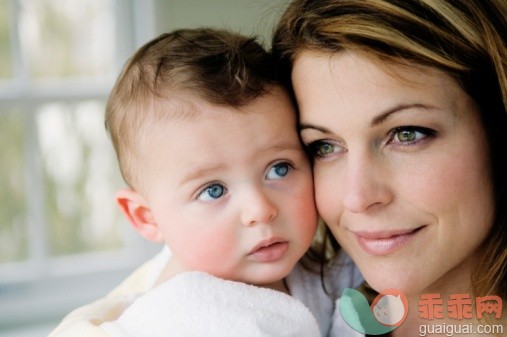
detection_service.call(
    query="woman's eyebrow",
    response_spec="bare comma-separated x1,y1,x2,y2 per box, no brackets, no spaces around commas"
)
299,104,436,133
371,103,436,126
299,124,332,133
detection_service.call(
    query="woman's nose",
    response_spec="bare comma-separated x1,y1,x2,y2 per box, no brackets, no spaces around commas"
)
342,152,393,213
240,187,278,226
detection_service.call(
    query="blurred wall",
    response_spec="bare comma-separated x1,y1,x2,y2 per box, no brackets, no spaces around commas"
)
153,0,288,45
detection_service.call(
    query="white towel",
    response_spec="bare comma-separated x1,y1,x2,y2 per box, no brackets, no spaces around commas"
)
101,271,321,337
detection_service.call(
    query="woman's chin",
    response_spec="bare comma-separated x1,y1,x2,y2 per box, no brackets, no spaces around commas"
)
359,266,425,297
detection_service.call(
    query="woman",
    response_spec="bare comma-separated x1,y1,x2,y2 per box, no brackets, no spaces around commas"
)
272,0,507,335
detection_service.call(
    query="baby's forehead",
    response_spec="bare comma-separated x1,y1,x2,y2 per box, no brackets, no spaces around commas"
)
152,86,292,121
138,86,297,153
138,88,300,152
133,89,303,193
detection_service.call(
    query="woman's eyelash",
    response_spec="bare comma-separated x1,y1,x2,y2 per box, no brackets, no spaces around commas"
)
304,140,340,159
303,126,437,159
388,126,437,145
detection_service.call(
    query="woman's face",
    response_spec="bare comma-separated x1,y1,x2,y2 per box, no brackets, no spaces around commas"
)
292,50,494,296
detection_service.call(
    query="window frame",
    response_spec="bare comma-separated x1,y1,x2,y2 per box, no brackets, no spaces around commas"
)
0,0,162,328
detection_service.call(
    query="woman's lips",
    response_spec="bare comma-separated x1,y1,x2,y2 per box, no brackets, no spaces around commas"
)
248,239,289,262
353,226,425,256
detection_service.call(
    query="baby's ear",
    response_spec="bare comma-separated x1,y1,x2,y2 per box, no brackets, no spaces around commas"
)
116,188,163,242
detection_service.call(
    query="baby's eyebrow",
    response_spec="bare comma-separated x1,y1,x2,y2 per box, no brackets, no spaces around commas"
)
265,143,304,152
179,165,225,187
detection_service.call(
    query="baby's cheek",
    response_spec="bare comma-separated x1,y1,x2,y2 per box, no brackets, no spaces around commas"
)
294,187,318,236
173,230,238,273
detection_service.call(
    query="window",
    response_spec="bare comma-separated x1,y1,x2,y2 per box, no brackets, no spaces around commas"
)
0,0,161,330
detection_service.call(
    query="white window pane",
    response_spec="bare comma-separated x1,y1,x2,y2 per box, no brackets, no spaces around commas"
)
19,0,116,80
0,109,28,263
36,101,125,256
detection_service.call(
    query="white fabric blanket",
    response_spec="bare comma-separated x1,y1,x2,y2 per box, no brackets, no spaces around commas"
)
101,271,321,337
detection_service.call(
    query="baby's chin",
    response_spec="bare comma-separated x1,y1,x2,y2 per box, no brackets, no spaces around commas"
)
234,265,295,289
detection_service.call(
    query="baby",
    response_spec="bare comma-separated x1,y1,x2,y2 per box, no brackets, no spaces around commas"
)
48,27,362,337
103,27,320,336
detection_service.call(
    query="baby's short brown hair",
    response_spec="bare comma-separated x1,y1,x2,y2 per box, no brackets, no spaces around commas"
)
105,28,279,188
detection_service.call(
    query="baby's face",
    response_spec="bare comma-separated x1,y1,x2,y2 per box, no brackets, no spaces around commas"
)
139,87,317,285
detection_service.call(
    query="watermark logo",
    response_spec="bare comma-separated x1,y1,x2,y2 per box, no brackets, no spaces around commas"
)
372,289,408,326
340,289,504,336
418,294,504,336
340,288,408,335
418,293,503,320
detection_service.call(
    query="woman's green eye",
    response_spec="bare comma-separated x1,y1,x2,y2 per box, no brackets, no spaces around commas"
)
306,140,341,159
391,126,436,144
396,129,417,142
317,143,336,156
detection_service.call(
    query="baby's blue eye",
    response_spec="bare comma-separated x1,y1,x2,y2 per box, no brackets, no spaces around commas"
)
266,162,291,180
197,184,226,201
